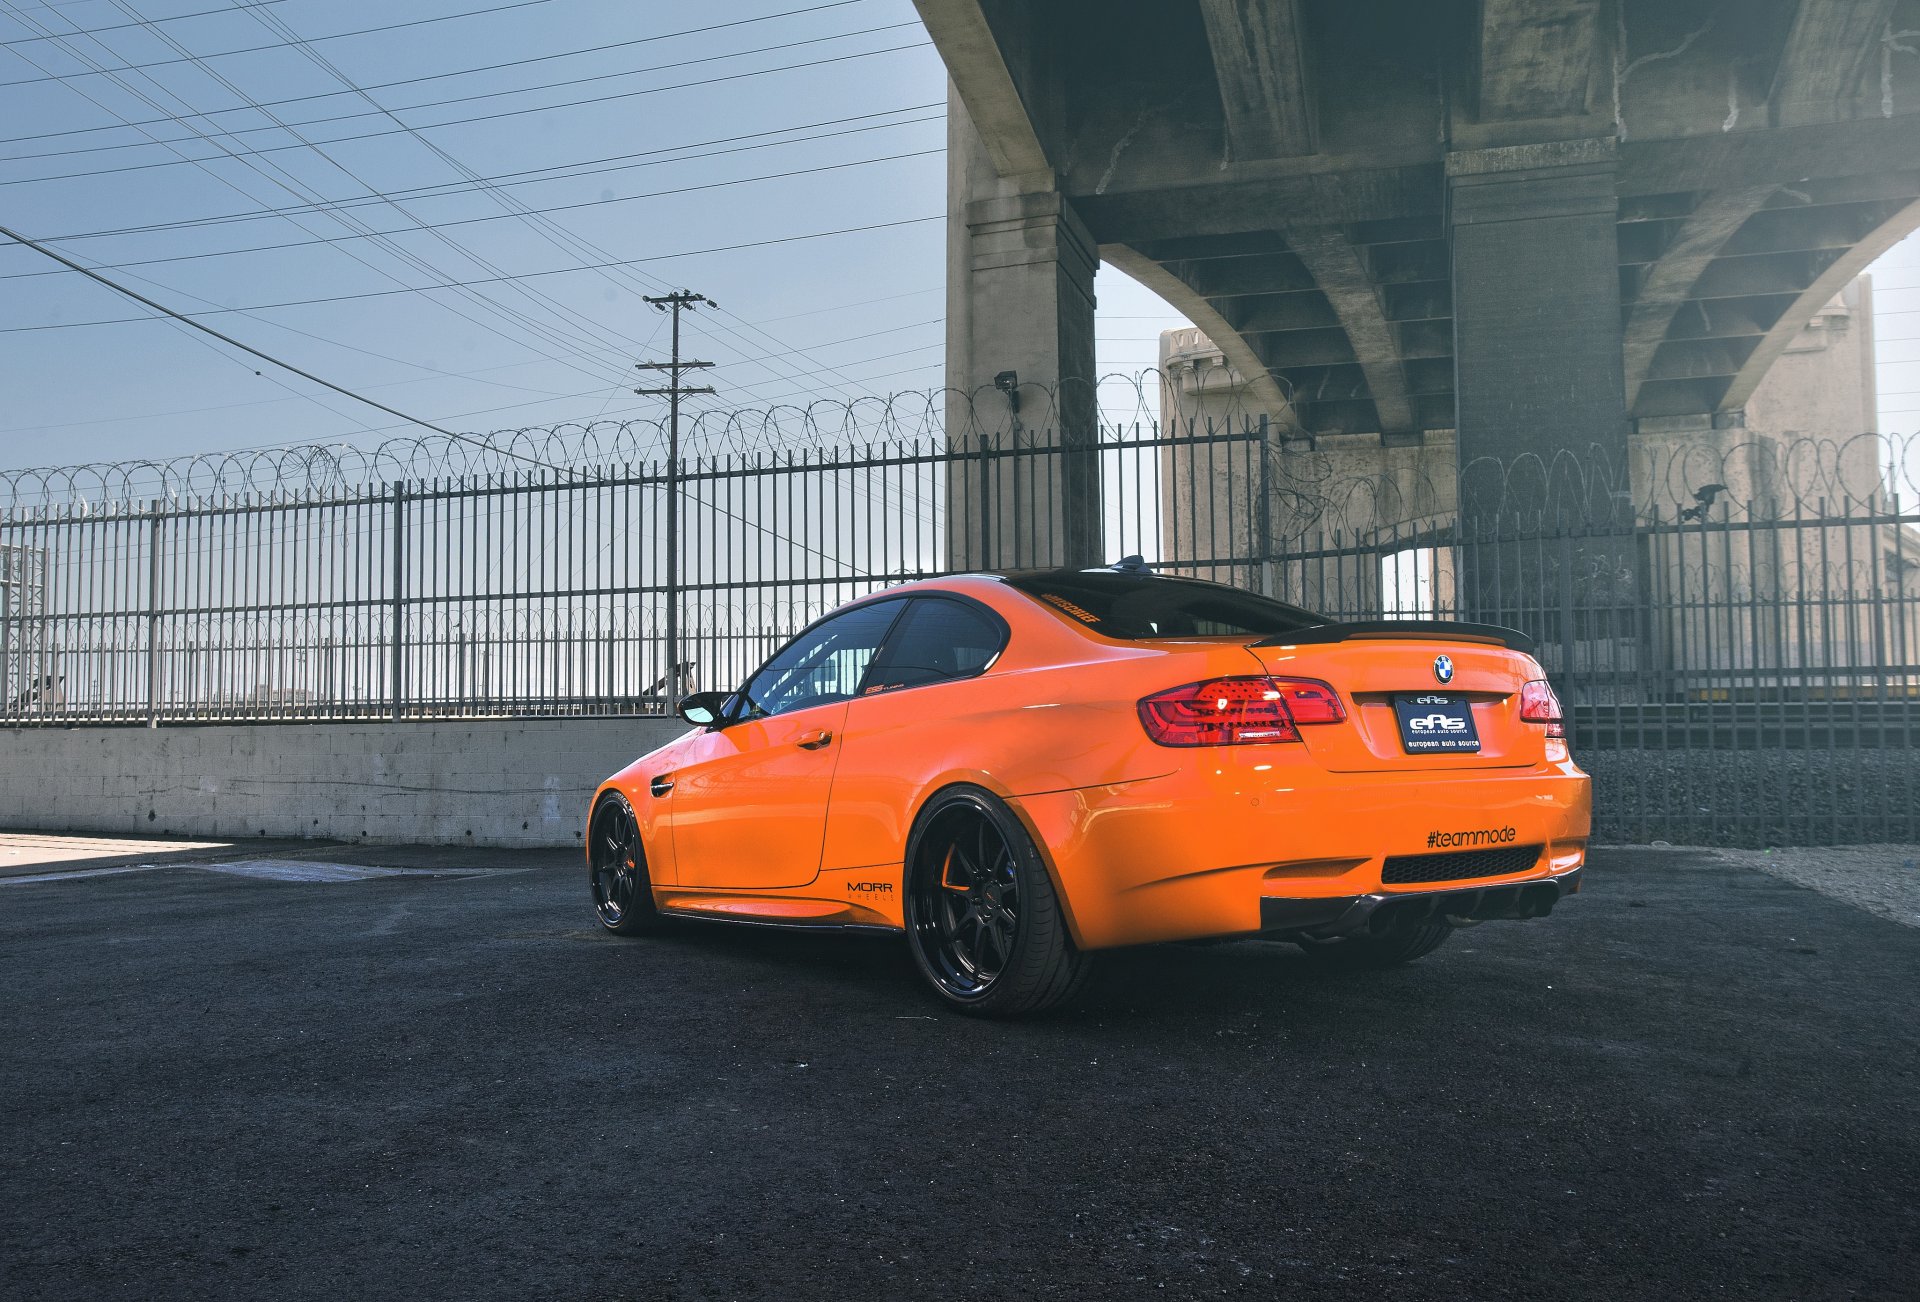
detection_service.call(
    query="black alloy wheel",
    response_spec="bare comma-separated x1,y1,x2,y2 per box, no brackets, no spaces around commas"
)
919,811,1020,994
588,793,660,935
903,787,1089,1016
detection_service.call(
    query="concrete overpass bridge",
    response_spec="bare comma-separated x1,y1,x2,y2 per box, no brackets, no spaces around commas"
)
917,0,1920,553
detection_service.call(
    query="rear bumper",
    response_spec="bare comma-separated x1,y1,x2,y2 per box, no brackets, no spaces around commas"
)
1260,867,1582,940
1012,759,1591,950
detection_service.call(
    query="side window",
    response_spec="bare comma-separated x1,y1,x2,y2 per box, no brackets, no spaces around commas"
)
737,600,903,720
861,597,1007,694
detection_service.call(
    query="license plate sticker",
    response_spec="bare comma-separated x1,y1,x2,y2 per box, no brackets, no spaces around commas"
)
1393,694,1480,753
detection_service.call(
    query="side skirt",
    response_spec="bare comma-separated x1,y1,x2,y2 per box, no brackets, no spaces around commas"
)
654,891,902,934
655,908,901,937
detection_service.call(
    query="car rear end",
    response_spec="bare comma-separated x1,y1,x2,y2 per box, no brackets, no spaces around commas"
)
996,570,1589,951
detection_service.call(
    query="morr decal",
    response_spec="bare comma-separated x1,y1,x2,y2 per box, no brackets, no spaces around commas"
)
847,881,895,895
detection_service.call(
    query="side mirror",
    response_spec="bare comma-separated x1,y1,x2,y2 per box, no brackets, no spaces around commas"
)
675,691,731,728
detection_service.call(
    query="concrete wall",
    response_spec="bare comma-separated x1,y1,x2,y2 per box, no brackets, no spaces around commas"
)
0,717,685,848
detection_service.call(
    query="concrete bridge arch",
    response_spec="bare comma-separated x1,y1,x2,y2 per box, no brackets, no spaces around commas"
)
918,0,1920,561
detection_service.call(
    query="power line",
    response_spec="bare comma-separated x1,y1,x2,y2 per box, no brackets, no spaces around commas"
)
89,0,658,370
0,0,288,47
2,240,643,441
125,3,661,381
0,223,545,463
0,0,554,75
3,7,939,423
6,215,938,424
0,17,919,160
0,148,941,280
128,288,397,447
30,105,943,245
157,5,881,421
0,0,871,88
231,0,691,391
0,357,593,436
5,0,936,410
228,0,903,411
736,356,946,407
1,7,644,383
760,285,941,322
0,41,932,183
0,215,945,334
721,320,941,369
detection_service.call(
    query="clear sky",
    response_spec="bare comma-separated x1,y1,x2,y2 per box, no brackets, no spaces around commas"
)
1878,228,1920,446
0,1,1911,477
0,0,1030,469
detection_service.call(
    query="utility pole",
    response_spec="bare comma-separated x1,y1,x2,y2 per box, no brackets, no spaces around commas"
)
635,290,716,715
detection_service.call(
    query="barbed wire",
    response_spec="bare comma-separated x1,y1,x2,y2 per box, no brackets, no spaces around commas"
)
0,371,1229,510
1250,432,1918,541
1,370,1915,526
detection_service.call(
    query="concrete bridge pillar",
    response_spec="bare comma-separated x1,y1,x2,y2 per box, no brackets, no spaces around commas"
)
1448,140,1636,640
1448,139,1632,516
944,88,1100,570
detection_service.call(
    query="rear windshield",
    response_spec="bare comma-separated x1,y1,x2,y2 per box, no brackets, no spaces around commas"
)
1005,571,1325,640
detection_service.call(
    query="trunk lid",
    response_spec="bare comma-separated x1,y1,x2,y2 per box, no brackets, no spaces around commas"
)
1242,627,1546,772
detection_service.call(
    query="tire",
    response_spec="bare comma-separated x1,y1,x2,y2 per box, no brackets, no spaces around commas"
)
587,793,665,935
1297,920,1452,970
902,786,1091,1017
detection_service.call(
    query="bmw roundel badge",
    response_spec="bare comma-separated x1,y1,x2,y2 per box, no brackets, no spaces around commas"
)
1433,654,1455,684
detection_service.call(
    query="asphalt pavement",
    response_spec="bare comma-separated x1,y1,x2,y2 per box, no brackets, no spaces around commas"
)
3,841,1917,1301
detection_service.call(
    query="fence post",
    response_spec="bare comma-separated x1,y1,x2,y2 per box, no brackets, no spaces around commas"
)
145,500,165,728
1558,527,1577,687
665,454,681,717
1255,421,1274,597
0,544,10,719
1632,512,1655,708
391,480,407,720
976,432,994,571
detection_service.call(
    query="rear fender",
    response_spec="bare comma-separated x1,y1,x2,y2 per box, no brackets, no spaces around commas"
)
902,779,1092,952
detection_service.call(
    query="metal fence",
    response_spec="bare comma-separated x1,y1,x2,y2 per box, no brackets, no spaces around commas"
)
0,418,1263,724
1179,426,1920,845
3,387,1916,845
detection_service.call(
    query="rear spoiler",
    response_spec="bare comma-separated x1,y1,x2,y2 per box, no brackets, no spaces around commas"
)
1253,620,1537,656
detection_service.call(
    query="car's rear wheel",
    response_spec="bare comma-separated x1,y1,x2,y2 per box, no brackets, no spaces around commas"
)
588,793,663,935
903,787,1089,1017
1297,920,1452,969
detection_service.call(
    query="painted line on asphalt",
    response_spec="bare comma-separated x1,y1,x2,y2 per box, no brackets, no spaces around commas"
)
195,860,448,883
0,863,176,886
1,859,523,886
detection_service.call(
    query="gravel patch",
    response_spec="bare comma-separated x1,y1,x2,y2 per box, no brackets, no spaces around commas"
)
1624,842,1920,929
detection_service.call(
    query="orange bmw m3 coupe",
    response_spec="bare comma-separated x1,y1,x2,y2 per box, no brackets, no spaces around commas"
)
587,564,1590,1016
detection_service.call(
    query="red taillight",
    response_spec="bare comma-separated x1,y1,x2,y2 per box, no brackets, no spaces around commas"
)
1271,677,1345,725
1137,676,1344,747
1520,679,1566,739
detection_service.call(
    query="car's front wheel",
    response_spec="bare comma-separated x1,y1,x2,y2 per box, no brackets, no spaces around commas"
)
588,793,663,935
903,787,1090,1017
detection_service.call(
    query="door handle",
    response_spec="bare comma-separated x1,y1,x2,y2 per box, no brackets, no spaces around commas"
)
796,729,834,750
